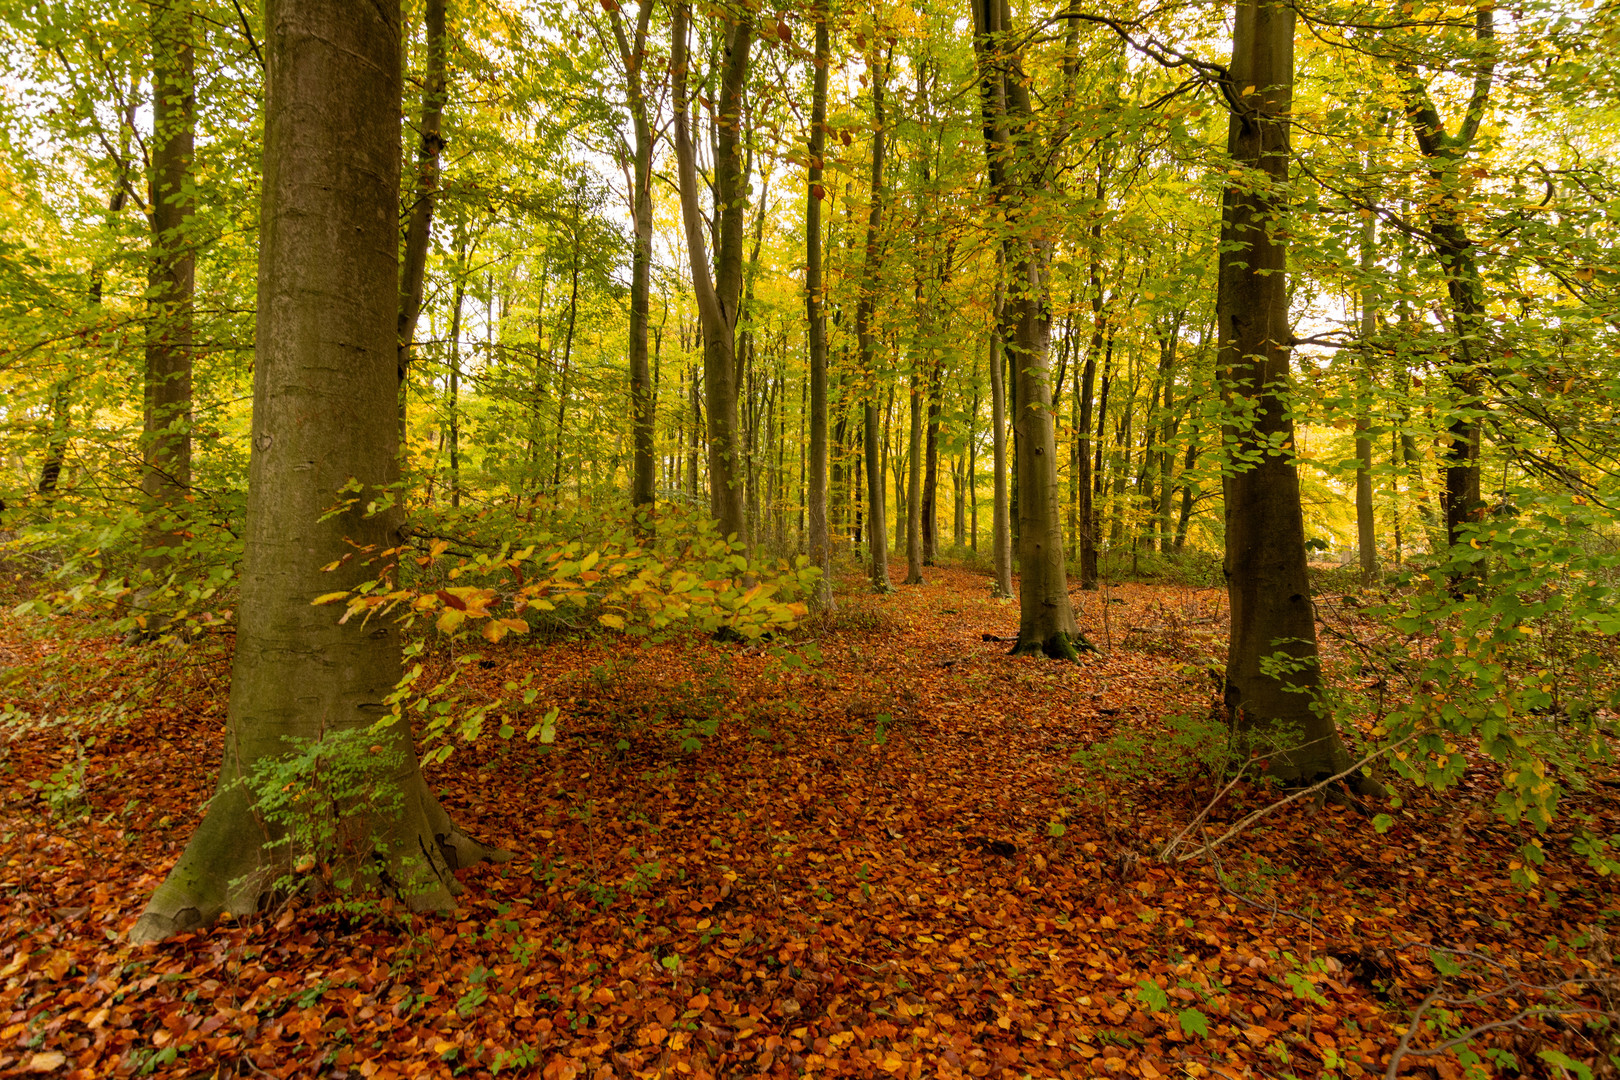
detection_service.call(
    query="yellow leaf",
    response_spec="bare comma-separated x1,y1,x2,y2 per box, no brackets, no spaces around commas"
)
599,613,626,631
436,609,465,634
581,550,600,572
483,621,508,643
312,592,349,605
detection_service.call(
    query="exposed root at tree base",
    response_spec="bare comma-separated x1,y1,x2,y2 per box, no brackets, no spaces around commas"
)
1007,630,1095,660
129,782,509,945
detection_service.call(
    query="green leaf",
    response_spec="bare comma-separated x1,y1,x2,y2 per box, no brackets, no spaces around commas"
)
1537,1050,1593,1080
1135,978,1168,1012
1371,813,1394,834
1177,1008,1209,1037
1430,949,1464,978
1047,821,1067,838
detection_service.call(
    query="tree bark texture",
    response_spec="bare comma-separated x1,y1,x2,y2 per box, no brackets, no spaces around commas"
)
988,291,1013,598
857,51,891,592
609,1,658,514
132,0,505,944
395,0,446,411
140,0,195,579
805,2,834,610
1218,0,1355,783
972,0,1079,657
671,2,750,543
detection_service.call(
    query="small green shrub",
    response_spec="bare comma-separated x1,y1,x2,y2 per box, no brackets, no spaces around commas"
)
239,725,410,903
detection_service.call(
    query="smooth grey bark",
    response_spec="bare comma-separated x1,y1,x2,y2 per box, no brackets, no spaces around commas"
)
1355,199,1378,583
607,0,658,514
396,0,446,428
551,190,583,494
131,0,505,944
856,51,892,592
1218,0,1366,787
988,290,1013,597
904,367,924,584
671,2,750,543
972,0,1080,656
805,1,833,610
139,0,194,580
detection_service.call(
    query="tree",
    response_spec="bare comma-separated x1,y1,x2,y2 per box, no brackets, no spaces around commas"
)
132,0,505,944
1396,5,1495,556
856,44,893,593
670,1,750,543
605,0,659,515
1216,0,1365,787
971,0,1081,657
396,0,448,430
138,0,194,584
804,0,834,611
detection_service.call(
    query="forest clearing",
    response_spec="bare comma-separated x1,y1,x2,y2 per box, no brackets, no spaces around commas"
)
5,563,1618,1079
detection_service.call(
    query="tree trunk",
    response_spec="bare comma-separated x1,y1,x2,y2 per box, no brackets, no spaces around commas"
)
905,367,924,584
671,2,750,543
1008,283,1080,656
806,0,833,609
551,192,582,495
1076,278,1099,587
921,358,943,565
131,0,505,944
446,272,465,508
988,291,1013,598
609,2,658,515
1218,0,1361,786
140,0,195,584
1398,8,1494,564
857,51,892,592
395,0,446,436
1355,200,1378,584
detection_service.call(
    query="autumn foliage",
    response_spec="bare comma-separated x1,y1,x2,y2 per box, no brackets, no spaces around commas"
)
5,564,1619,1078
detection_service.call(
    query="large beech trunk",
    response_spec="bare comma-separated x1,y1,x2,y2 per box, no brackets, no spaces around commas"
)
131,0,505,944
1218,0,1361,785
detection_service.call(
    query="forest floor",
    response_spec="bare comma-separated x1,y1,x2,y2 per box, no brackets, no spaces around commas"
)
2,563,1619,1079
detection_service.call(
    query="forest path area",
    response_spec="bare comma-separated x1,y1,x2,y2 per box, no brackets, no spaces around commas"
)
2,565,1616,1078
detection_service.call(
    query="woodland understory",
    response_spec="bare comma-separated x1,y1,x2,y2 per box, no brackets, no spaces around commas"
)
4,563,1619,1080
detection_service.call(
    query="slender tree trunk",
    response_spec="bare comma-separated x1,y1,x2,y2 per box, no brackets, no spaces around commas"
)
551,194,582,495
1218,0,1363,787
446,274,465,508
671,2,750,543
988,289,1013,598
396,0,447,438
132,0,505,944
805,1,834,609
921,358,943,565
609,2,658,515
857,51,892,592
1398,9,1494,562
905,367,924,584
1355,200,1379,584
140,0,195,585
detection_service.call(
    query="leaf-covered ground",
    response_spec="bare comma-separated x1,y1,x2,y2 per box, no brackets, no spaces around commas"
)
3,564,1619,1078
